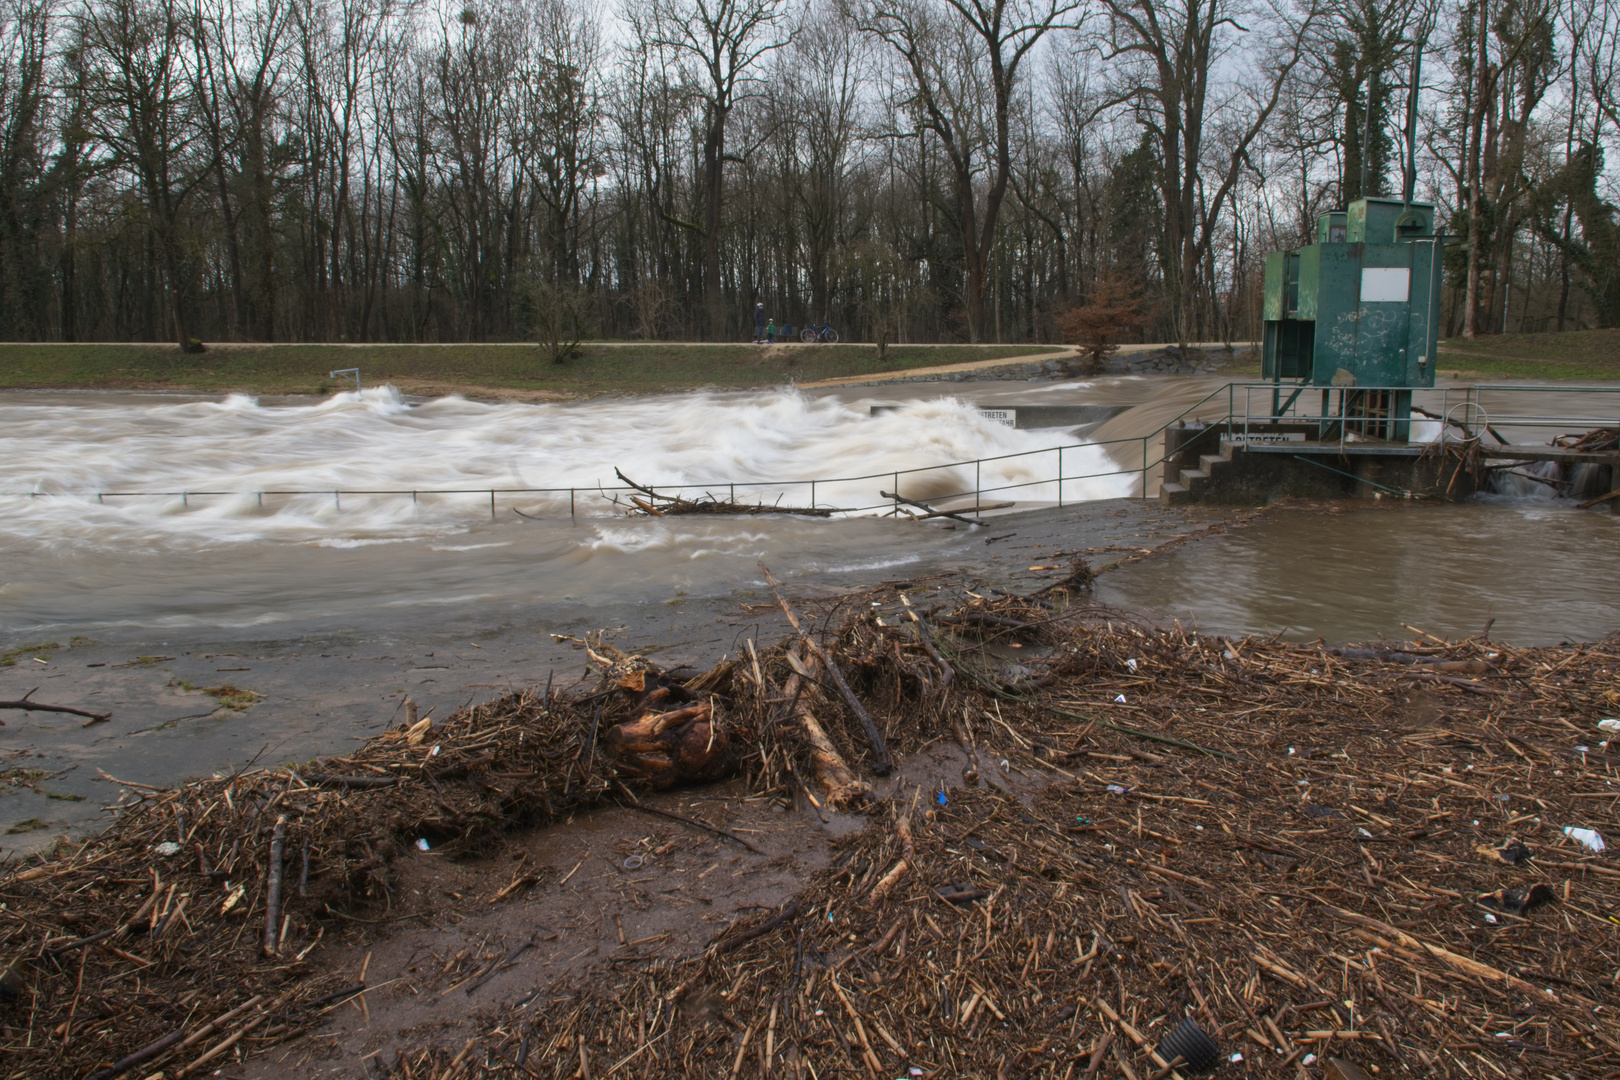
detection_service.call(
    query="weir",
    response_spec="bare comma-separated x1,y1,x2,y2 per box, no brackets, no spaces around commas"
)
2,381,1614,524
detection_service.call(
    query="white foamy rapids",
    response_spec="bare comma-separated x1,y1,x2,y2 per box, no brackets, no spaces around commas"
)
0,386,1131,549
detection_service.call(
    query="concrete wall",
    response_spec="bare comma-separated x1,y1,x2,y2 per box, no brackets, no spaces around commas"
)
1162,423,1482,504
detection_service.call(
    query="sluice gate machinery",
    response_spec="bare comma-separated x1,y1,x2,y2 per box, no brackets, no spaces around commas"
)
1261,197,1445,441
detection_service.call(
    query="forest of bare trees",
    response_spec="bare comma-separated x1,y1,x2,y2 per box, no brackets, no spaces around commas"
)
0,0,1615,348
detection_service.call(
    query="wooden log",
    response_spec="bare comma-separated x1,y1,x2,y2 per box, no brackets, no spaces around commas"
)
262,816,286,957
0,688,111,725
880,490,984,525
783,645,869,810
710,900,803,955
760,562,893,774
900,594,953,688
603,702,731,788
83,1028,188,1080
297,771,400,789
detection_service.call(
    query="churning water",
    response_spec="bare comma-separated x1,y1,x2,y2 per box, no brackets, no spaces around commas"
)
0,386,1128,550
0,386,1128,632
1,381,1615,644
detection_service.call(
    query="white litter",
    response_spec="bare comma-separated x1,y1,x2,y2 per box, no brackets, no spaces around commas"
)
1564,826,1606,852
153,841,182,857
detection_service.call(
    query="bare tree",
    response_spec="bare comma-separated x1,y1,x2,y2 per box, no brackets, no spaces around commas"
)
77,0,213,349
1452,0,1557,336
518,0,602,289
0,0,53,339
638,0,792,338
194,0,292,339
850,0,1080,342
1092,0,1315,350
780,7,866,323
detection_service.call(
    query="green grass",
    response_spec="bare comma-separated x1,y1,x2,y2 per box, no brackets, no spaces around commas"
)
0,341,1063,398
1437,328,1620,381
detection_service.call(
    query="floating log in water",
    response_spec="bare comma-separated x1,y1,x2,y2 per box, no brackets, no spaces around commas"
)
613,468,834,516
880,489,987,525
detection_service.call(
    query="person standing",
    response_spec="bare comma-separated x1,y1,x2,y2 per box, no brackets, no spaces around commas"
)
753,302,765,343
766,318,776,344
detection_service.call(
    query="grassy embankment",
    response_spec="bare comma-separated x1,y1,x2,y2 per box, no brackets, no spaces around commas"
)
1168,330,1620,382
1436,327,1620,381
0,341,1061,398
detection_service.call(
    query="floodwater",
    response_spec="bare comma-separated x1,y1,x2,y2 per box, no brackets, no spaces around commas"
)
1096,498,1620,645
0,377,1615,846
0,385,1128,632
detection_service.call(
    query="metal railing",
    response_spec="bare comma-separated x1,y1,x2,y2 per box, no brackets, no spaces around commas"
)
1222,382,1620,449
7,382,1615,520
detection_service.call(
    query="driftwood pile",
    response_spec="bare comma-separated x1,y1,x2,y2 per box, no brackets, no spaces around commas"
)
370,593,1620,1079
1553,426,1619,454
4,571,1620,1078
610,469,833,517
0,675,700,1079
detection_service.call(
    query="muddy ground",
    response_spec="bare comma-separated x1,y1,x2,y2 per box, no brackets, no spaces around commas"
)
239,745,979,1078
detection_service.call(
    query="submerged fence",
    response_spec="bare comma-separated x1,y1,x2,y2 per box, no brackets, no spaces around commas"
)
10,382,1618,519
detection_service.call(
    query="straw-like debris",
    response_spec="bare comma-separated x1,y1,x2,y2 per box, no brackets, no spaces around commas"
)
363,598,1620,1079
3,577,1619,1079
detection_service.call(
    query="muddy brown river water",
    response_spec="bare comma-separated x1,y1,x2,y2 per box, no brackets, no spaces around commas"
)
2,377,1616,847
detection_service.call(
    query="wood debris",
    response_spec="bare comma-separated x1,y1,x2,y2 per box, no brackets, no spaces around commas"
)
3,578,1618,1078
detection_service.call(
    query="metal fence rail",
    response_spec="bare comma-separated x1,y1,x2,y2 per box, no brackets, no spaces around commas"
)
7,382,1617,519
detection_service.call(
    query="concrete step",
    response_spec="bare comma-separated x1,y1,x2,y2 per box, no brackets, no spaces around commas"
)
1158,481,1190,504
1180,468,1210,485
1198,453,1228,473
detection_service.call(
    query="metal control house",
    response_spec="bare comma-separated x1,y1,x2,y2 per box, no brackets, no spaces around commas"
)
1261,197,1445,440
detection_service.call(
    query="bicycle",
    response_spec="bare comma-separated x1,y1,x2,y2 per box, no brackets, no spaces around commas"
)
799,323,839,344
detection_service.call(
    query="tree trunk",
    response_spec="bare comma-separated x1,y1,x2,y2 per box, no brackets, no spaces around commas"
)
702,111,726,339
1462,0,1490,339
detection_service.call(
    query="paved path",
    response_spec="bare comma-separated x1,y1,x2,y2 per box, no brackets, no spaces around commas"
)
797,345,1078,387
799,341,1255,389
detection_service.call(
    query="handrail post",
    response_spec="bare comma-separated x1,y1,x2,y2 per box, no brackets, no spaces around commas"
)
1057,446,1063,508
490,490,496,521
975,460,981,507
811,480,816,508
